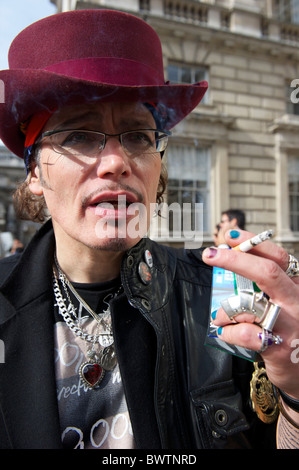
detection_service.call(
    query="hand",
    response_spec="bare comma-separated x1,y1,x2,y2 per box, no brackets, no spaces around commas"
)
202,229,299,401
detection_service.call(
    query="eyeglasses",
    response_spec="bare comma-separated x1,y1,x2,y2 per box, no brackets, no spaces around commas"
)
36,128,171,158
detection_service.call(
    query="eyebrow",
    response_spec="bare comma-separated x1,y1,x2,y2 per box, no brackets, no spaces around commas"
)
53,111,155,131
53,112,101,130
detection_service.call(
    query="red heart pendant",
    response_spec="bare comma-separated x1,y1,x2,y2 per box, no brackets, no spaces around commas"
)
79,361,105,389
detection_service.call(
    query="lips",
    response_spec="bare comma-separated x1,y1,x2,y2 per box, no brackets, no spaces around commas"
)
86,191,142,219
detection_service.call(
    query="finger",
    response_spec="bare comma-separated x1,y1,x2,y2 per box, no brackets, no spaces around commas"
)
224,229,289,272
225,229,299,286
202,245,297,312
212,306,260,326
216,322,286,355
216,322,262,351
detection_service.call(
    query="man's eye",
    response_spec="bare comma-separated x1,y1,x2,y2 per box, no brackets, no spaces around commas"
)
128,132,153,145
61,131,93,146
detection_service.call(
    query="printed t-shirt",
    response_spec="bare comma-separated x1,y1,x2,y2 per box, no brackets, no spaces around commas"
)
53,277,135,449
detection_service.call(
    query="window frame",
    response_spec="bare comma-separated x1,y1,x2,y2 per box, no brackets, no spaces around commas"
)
166,142,211,238
167,62,209,104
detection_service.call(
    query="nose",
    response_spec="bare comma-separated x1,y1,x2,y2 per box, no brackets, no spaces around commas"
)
95,137,132,179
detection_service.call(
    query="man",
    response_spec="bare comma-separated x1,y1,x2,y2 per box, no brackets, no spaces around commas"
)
0,9,298,449
213,224,227,248
213,224,221,246
217,209,246,248
220,209,246,233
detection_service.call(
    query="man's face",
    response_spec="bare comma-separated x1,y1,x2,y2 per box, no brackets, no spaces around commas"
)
29,101,162,252
219,213,235,235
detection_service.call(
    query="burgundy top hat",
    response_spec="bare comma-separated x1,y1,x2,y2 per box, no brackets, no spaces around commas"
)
0,9,208,158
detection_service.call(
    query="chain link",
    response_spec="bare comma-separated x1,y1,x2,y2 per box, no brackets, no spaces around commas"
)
53,269,101,343
52,251,123,349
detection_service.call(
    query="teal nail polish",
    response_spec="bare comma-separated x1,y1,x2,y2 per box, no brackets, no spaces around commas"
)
211,310,217,321
230,230,240,239
217,327,223,336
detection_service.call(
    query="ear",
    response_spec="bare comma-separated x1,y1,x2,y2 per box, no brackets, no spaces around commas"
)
28,163,44,196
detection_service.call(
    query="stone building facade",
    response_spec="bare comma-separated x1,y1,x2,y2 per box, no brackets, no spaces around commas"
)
2,0,299,253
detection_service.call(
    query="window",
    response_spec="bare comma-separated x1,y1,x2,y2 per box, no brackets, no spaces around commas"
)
288,156,299,231
167,64,209,103
273,0,299,24
166,144,210,237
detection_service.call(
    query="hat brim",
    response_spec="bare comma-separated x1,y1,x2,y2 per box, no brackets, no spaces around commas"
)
0,69,208,158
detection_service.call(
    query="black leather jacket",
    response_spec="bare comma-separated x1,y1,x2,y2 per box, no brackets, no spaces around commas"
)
0,221,275,449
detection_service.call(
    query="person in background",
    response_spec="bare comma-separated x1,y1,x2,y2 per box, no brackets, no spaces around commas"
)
213,224,227,248
10,239,24,255
213,224,221,246
220,208,246,236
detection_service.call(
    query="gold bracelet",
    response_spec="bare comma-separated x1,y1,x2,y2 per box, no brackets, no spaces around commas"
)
275,388,299,430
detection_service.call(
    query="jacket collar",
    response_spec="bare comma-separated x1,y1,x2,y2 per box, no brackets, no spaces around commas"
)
121,236,176,316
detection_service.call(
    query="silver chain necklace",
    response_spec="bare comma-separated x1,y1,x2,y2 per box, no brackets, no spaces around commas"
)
52,255,122,389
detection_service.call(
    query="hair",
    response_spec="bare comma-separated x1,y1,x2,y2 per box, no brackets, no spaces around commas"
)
13,171,47,223
222,209,246,230
13,151,168,224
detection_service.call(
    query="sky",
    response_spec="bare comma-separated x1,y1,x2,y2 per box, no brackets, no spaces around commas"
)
0,0,57,70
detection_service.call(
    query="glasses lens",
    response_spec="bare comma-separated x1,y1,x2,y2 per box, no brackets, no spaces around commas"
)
49,130,105,156
122,130,168,155
155,131,169,152
43,129,169,157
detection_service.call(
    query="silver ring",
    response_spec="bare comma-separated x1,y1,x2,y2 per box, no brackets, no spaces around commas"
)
286,254,299,277
221,290,281,331
257,328,283,353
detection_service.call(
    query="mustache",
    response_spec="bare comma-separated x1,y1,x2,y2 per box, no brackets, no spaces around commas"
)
82,183,144,207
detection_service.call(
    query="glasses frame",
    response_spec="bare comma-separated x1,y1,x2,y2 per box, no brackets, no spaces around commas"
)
36,128,172,157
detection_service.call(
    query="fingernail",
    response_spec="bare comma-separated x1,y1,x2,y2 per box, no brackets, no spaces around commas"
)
205,247,218,258
217,327,223,336
211,310,217,321
230,230,240,239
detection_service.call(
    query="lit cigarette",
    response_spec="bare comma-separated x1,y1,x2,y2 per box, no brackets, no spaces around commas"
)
233,230,273,252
